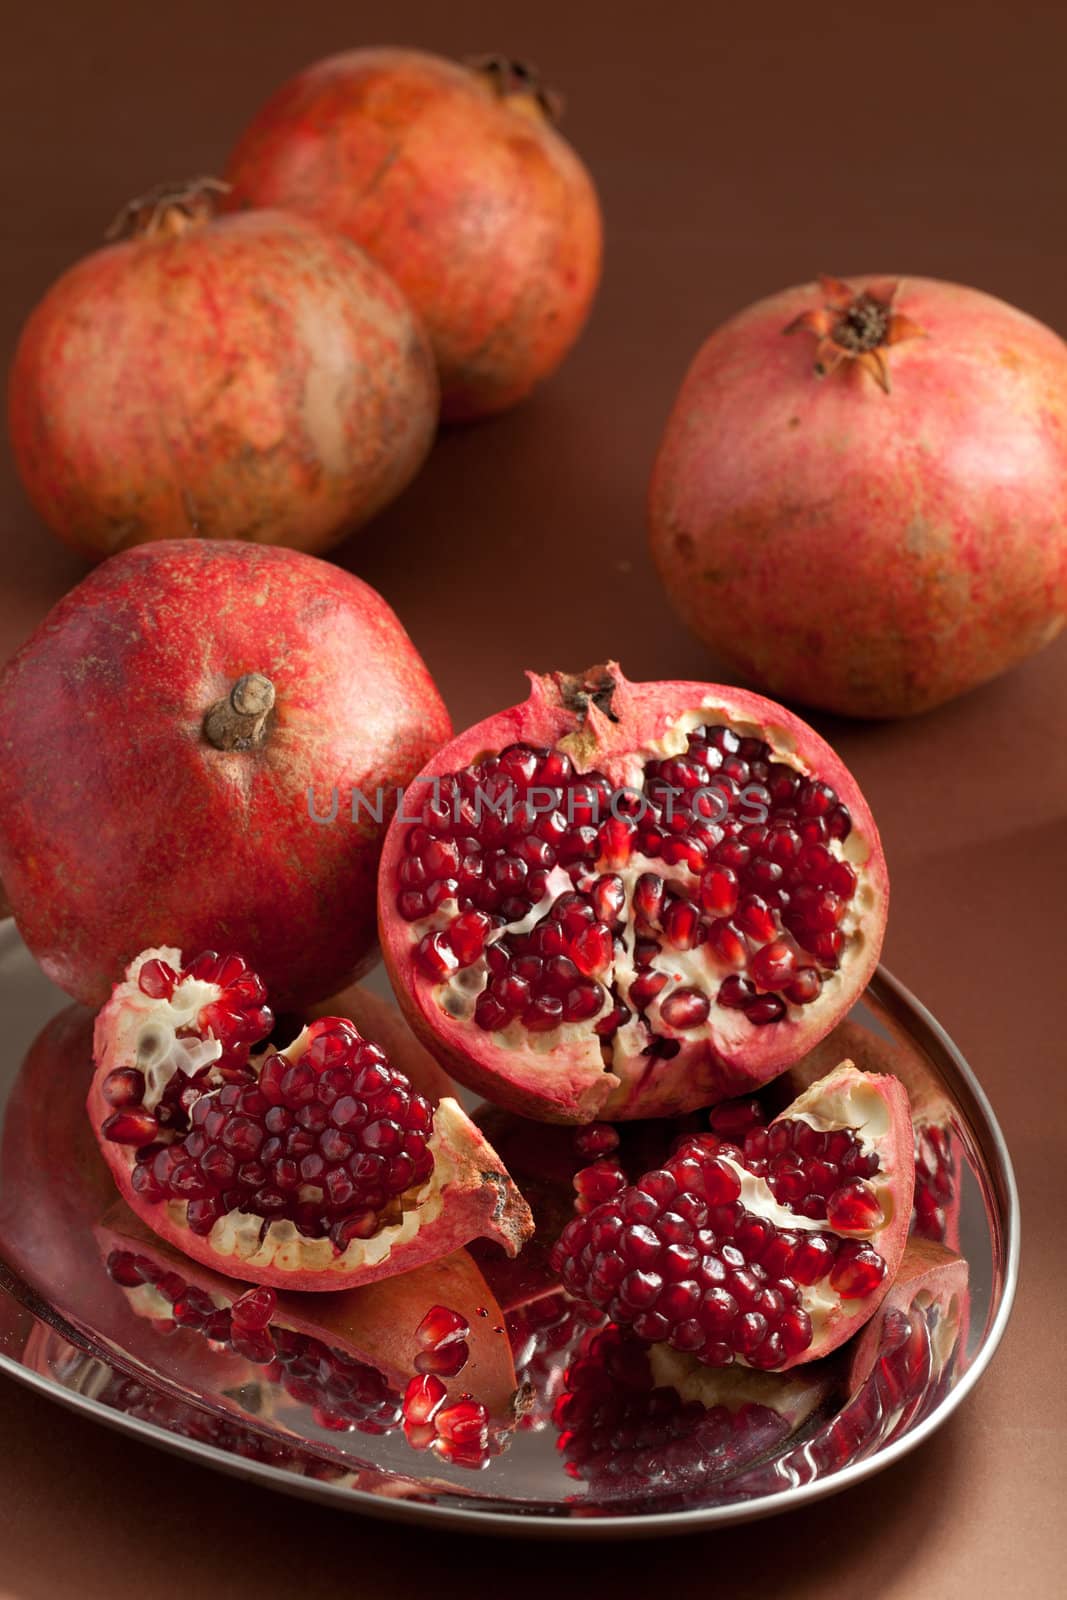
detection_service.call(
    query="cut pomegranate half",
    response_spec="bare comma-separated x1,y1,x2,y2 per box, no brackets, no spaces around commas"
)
379,664,887,1122
88,947,532,1290
550,1062,914,1370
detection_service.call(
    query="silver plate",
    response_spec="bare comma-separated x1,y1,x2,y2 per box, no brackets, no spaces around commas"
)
0,925,1018,1538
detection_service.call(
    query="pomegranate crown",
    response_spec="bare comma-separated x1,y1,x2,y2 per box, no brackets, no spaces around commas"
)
784,276,926,393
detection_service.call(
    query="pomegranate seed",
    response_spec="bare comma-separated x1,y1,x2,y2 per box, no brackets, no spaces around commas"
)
101,1068,144,1108
698,864,739,917
709,919,747,966
826,1179,884,1234
591,874,626,928
448,910,492,966
574,1159,628,1212
791,1234,836,1285
414,1342,470,1377
736,896,777,943
570,922,613,978
102,1109,159,1145
575,1124,620,1159
138,958,178,999
785,966,822,1005
415,931,460,981
231,1286,276,1329
403,1373,446,1425
663,898,700,950
709,1100,765,1137
718,974,757,1010
629,969,668,1010
749,937,797,991
659,988,711,1030
748,994,786,1025
830,1246,887,1298
435,1397,489,1449
633,873,665,927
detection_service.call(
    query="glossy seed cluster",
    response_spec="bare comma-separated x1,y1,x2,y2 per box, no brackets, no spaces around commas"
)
101,968,436,1248
550,1128,887,1371
397,729,859,1043
737,1121,882,1222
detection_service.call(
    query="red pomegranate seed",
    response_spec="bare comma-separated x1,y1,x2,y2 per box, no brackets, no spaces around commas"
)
829,1246,886,1298
709,1100,765,1137
736,896,777,943
826,1179,884,1234
629,970,668,1010
415,1342,470,1377
633,873,666,927
101,1068,144,1108
574,1159,628,1212
591,874,626,928
571,922,613,978
698,864,739,917
434,1397,489,1449
416,1306,470,1349
660,988,711,1030
718,974,757,1010
575,1124,620,1158
231,1286,276,1330
138,958,178,999
747,994,787,1025
709,919,747,966
102,1108,159,1145
415,931,460,981
403,1373,446,1426
749,937,797,991
448,910,492,966
785,967,822,1005
663,897,700,950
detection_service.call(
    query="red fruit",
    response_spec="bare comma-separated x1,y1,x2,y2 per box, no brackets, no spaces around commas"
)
550,1062,914,1370
88,948,532,1290
0,539,451,1009
224,49,602,421
8,178,437,559
378,663,888,1122
650,273,1067,718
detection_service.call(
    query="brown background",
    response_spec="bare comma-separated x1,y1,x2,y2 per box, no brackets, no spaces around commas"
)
1,1,1064,1594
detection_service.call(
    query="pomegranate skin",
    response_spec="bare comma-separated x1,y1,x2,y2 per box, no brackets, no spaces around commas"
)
649,275,1067,717
8,205,438,560
224,49,603,421
0,540,451,1008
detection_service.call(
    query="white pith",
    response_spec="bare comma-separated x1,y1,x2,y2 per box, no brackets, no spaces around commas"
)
407,708,879,1075
649,1342,830,1426
103,947,224,1110
99,955,478,1277
912,1287,962,1374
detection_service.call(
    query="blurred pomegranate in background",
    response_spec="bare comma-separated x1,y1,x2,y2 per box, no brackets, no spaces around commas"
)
8,178,438,559
225,49,603,421
649,275,1067,717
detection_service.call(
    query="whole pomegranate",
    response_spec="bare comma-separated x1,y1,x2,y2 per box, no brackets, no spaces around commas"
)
224,50,603,420
0,540,451,1007
8,178,438,560
378,663,888,1123
649,275,1067,717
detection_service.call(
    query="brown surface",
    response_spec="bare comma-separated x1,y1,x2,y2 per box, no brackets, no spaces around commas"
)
0,1,1064,1594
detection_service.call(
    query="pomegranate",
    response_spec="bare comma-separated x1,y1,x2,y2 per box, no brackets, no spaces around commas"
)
0,539,451,1009
8,178,438,559
649,274,1067,717
224,49,603,420
555,1324,831,1502
379,664,888,1122
88,947,533,1289
551,1062,915,1371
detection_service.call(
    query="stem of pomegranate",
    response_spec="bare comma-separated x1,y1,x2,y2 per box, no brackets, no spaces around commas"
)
105,176,230,243
202,673,276,752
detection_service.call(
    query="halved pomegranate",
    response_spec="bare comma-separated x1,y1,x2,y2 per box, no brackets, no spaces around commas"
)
550,1062,914,1370
88,948,532,1290
379,664,888,1122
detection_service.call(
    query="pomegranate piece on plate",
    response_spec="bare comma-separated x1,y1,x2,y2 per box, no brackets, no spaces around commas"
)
551,1062,914,1371
88,948,532,1290
379,663,888,1122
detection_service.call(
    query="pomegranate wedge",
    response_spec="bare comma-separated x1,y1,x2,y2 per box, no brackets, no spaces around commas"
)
551,1062,914,1371
88,948,532,1290
380,663,888,1122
